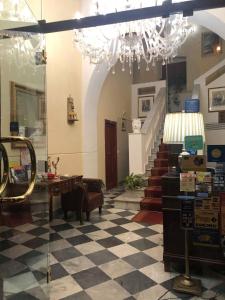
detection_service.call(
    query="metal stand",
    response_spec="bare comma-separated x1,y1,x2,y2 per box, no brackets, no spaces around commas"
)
173,229,202,296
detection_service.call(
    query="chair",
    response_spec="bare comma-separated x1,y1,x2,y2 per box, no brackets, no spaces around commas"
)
60,178,104,223
61,182,85,224
82,178,104,221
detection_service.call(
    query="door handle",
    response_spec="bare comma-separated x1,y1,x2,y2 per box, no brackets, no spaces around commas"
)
0,136,36,203
0,143,9,196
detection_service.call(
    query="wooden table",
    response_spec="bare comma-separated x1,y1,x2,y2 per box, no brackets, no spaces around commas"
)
36,175,82,222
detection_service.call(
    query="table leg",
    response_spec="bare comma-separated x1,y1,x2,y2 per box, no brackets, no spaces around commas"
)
80,210,83,225
49,194,53,221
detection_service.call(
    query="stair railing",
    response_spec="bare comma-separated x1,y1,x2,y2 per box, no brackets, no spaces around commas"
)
129,87,166,174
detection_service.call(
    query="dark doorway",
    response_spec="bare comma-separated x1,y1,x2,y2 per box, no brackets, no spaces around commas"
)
162,59,187,112
105,120,118,190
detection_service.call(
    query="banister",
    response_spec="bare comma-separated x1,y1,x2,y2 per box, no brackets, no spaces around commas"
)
129,87,166,174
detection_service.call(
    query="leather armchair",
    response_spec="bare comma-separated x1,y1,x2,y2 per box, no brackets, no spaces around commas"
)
61,182,85,224
61,178,104,223
82,178,104,221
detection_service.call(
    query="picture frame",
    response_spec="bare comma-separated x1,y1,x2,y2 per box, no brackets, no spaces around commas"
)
208,87,225,112
10,82,46,148
202,32,222,56
138,95,154,118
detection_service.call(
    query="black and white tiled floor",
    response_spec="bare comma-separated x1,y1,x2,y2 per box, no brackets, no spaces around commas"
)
0,211,49,300
49,188,225,300
0,187,225,299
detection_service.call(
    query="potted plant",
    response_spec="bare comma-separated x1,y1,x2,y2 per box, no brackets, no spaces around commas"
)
124,173,145,190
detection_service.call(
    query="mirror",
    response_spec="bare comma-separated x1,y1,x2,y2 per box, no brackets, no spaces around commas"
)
10,81,46,147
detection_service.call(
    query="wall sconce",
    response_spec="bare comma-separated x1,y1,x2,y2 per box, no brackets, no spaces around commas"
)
121,112,127,132
121,112,133,132
67,95,78,124
216,44,222,54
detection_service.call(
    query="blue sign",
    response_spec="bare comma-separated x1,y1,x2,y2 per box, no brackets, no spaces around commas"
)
207,145,225,162
10,121,19,132
184,98,200,113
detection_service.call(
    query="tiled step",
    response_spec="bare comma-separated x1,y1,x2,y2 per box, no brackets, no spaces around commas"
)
154,159,169,168
113,190,143,210
148,154,156,162
151,167,168,176
144,186,162,198
157,151,169,159
148,176,162,186
151,148,159,155
145,170,151,177
140,197,162,211
146,162,154,170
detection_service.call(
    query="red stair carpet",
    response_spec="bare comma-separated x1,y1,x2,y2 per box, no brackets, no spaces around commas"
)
132,142,169,225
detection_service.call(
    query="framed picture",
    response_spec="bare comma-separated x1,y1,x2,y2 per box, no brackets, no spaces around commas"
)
208,87,225,112
10,82,46,148
202,32,222,56
138,96,154,118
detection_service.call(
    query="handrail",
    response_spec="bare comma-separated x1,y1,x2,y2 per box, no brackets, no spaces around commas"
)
129,87,166,174
142,88,166,169
0,137,36,203
141,88,166,134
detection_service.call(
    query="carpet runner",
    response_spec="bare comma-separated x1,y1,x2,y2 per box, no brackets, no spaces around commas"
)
132,142,169,225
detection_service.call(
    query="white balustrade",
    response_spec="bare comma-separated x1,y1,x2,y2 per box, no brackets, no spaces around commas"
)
129,88,166,174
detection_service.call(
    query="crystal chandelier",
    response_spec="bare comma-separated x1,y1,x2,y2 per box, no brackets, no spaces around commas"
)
0,0,45,70
0,0,35,22
74,0,194,73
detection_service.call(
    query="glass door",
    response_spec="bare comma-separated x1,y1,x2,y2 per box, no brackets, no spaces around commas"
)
0,1,49,299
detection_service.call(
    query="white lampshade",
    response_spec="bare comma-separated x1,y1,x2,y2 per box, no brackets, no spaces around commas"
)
163,112,205,144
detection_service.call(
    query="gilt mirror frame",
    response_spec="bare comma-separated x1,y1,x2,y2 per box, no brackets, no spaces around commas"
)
10,81,46,148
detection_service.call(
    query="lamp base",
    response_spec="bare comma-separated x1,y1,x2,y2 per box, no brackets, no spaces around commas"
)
173,275,202,296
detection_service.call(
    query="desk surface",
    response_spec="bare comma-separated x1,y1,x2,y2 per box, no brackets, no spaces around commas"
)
36,175,82,187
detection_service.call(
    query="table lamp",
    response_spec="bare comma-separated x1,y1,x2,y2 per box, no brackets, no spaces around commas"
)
164,112,205,166
163,112,205,296
163,112,205,149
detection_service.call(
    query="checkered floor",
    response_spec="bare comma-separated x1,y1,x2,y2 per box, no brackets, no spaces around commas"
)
0,187,225,299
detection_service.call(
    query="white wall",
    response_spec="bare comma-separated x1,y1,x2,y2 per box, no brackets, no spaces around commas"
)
195,59,225,146
42,0,83,176
131,80,166,119
191,9,225,41
97,62,132,183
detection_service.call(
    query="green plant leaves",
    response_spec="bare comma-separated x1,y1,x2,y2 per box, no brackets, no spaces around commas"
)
124,173,145,190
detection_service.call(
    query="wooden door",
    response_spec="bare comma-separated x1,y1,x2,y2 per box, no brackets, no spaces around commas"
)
105,120,117,190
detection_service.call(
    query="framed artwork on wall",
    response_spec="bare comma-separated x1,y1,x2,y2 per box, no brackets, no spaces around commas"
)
138,95,154,118
10,82,46,148
208,87,225,112
202,32,222,56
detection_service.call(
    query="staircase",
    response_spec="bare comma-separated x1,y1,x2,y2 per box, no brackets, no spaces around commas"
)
132,135,169,224
140,141,169,212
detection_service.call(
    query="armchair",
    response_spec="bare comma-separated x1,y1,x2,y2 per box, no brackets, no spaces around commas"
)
60,178,104,223
61,182,85,224
82,178,104,221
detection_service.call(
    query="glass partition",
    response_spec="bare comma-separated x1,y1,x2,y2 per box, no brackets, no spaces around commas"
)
0,1,49,299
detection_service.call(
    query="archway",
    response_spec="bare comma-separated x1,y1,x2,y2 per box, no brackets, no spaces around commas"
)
82,9,225,177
